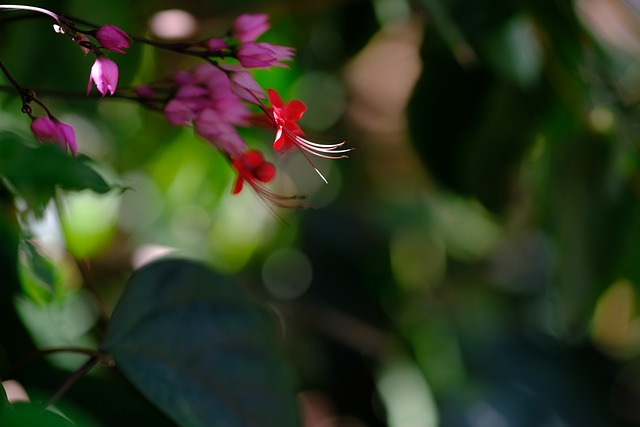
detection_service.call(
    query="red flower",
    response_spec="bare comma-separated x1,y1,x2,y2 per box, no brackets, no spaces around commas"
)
268,89,305,151
231,150,276,194
265,89,351,182
231,150,306,207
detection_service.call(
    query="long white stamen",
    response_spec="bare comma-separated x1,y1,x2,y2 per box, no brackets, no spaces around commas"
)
284,129,352,159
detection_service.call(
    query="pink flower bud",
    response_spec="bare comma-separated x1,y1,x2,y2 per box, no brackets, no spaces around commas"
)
205,37,227,52
237,42,294,69
134,85,155,99
87,56,119,96
95,25,132,54
173,70,192,86
31,117,77,155
232,14,269,42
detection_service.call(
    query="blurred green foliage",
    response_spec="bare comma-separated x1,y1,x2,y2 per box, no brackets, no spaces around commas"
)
1,0,640,426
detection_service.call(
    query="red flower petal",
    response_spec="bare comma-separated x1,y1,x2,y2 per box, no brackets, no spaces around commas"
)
273,129,286,151
267,89,285,109
255,161,276,183
232,175,244,194
286,100,306,122
242,150,265,168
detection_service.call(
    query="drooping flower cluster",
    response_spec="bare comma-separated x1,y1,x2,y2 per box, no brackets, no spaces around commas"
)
106,13,347,204
0,6,350,206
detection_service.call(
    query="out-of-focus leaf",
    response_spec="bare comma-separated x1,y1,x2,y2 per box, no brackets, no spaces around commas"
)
0,133,111,213
481,15,542,87
60,190,120,259
103,259,299,427
408,52,547,210
17,239,58,304
0,402,76,427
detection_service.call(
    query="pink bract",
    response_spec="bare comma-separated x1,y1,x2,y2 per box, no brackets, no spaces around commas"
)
195,109,247,158
95,25,132,54
232,14,270,43
237,42,294,69
87,56,119,96
230,71,265,105
30,117,77,155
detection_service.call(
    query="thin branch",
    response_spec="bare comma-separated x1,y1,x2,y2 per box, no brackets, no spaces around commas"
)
45,356,99,408
0,58,25,94
1,346,105,379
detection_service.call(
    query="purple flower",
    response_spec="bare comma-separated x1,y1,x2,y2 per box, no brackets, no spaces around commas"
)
164,99,198,125
95,25,132,54
232,14,269,43
194,109,247,157
30,117,77,155
230,71,265,105
88,56,119,96
237,42,294,69
179,64,250,125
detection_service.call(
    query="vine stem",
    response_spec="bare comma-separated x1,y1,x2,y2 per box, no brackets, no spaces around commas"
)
1,345,108,379
45,356,100,408
0,58,56,118
0,58,24,93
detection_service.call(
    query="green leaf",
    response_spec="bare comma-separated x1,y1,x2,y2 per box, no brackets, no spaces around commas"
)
18,240,58,304
0,133,111,213
103,259,299,427
0,402,75,427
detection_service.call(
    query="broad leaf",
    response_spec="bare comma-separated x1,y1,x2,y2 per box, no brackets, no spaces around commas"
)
0,133,111,213
103,259,299,427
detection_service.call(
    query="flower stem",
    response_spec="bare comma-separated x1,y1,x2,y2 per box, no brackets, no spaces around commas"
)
0,4,63,24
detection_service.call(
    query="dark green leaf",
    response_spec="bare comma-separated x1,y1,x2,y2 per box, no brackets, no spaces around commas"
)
0,133,111,213
103,259,299,427
0,383,8,410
